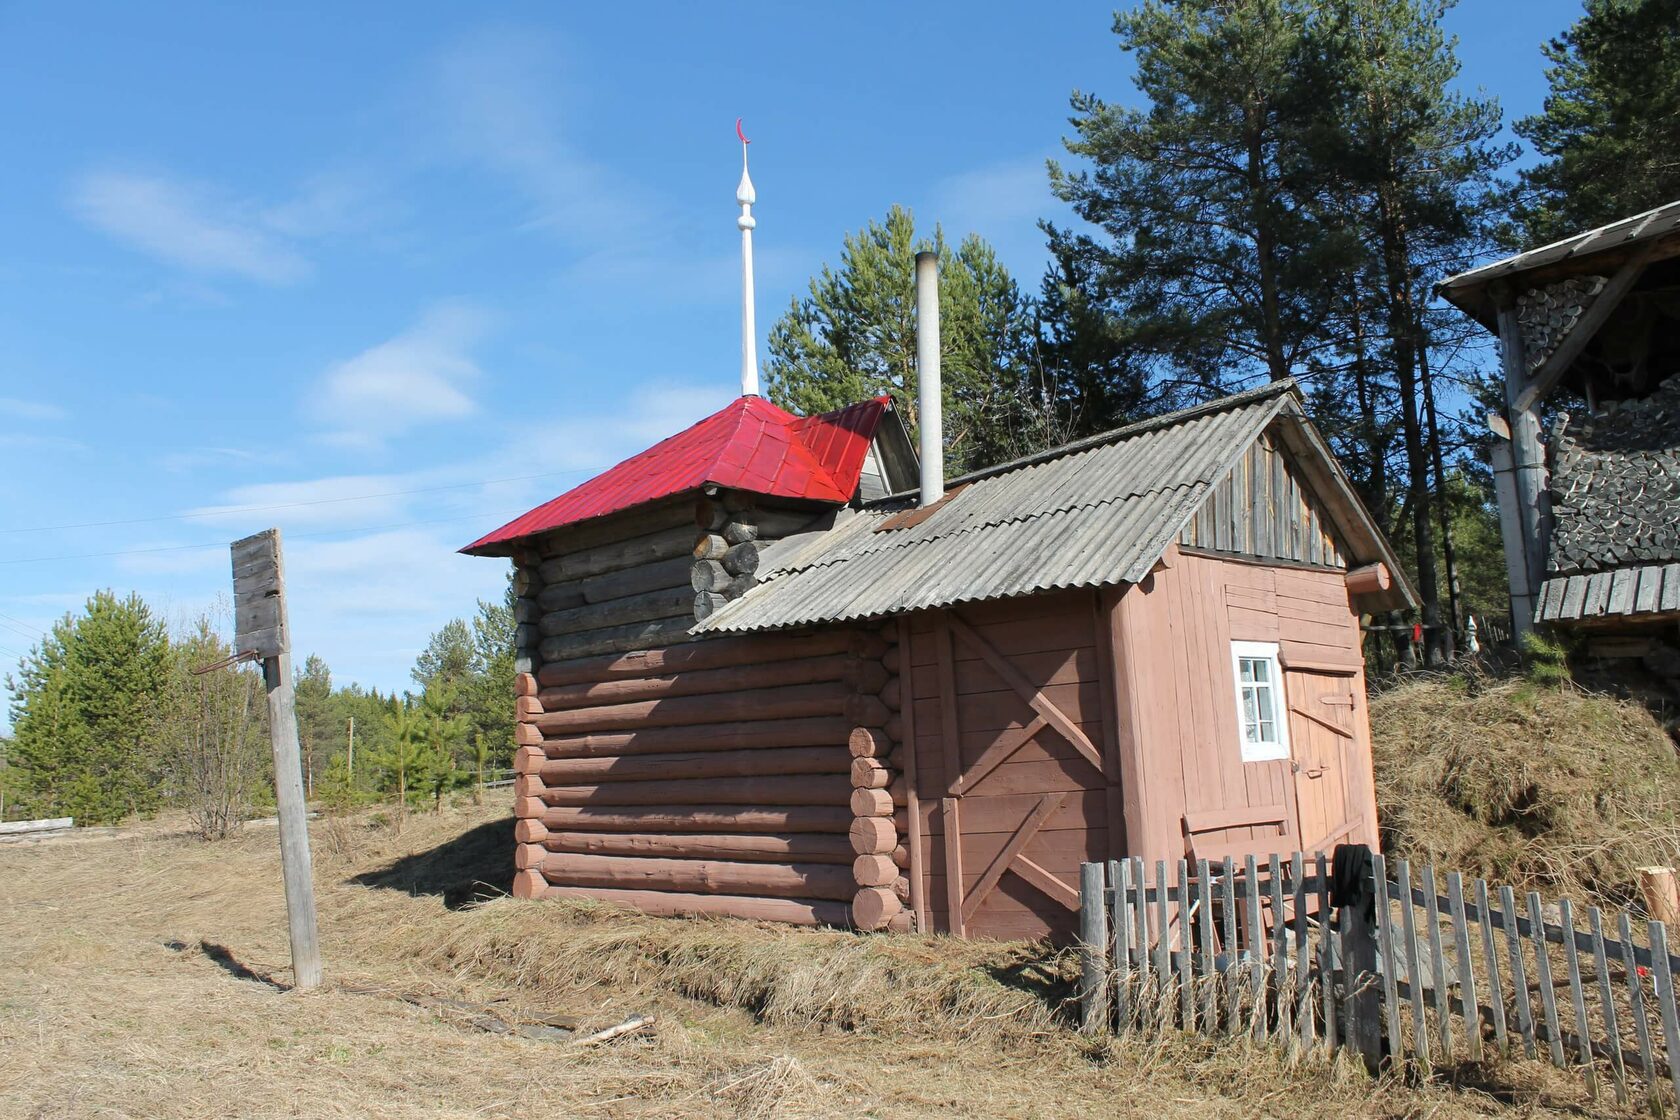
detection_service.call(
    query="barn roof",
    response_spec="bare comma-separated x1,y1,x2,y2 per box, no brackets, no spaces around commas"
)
461,395,892,556
1438,198,1680,329
1535,374,1680,623
695,380,1413,634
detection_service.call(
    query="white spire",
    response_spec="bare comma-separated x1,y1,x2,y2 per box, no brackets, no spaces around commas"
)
736,118,759,397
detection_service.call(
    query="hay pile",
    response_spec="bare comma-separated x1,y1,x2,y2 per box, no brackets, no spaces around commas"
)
1370,672,1680,909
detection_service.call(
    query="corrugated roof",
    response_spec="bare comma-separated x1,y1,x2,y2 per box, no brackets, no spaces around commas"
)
462,396,891,556
1439,198,1680,328
696,381,1405,634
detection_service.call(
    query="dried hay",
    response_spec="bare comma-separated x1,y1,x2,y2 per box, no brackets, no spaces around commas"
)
1371,671,1680,909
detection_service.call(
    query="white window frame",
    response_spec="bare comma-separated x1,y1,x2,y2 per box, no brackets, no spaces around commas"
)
1230,640,1291,763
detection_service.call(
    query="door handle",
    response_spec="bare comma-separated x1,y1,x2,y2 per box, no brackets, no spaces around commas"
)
1303,765,1326,778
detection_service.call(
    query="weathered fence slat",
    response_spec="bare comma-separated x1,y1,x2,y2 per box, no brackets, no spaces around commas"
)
1447,872,1483,1061
1421,864,1453,1057
1133,857,1151,980
1474,879,1508,1054
1079,861,1106,1033
1222,857,1239,1035
1177,858,1194,1029
1112,858,1131,1031
1503,883,1538,1059
1397,860,1431,1067
1619,911,1660,1113
1245,855,1265,1041
1650,922,1680,1107
1196,857,1216,1030
1557,898,1598,1098
1153,859,1171,996
1528,891,1568,1069
1270,854,1291,1047
1292,851,1312,1048
1318,852,1336,1050
1587,907,1627,1104
1372,852,1401,1055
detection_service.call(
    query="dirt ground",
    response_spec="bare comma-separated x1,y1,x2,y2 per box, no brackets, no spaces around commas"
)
0,804,1635,1119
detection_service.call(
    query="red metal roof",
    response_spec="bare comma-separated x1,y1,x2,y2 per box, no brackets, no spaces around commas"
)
462,395,892,555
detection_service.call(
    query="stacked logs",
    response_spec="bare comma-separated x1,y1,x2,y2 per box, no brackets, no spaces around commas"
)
848,638,912,932
509,628,893,927
691,491,818,623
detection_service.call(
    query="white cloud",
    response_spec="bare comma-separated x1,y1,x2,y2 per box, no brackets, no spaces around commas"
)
431,27,660,249
0,433,87,453
69,171,312,284
309,302,491,446
0,397,66,422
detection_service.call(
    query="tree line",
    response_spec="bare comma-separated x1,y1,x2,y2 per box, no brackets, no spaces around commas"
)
767,0,1680,663
1,585,515,831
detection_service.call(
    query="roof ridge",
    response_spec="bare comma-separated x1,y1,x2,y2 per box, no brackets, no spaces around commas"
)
865,379,1299,505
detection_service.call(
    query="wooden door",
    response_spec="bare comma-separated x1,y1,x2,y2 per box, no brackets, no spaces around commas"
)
1284,666,1364,855
909,598,1112,941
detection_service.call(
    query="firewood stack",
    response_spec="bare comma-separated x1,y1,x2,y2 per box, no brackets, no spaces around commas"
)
1516,275,1608,375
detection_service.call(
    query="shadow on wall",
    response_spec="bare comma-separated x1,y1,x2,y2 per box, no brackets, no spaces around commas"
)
350,817,516,911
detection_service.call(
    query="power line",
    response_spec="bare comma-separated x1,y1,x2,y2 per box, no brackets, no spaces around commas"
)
0,612,42,643
0,511,521,566
0,468,593,536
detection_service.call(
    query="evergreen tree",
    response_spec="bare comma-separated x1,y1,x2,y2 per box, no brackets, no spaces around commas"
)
1510,0,1680,246
5,592,171,824
293,653,335,796
765,205,1045,472
411,618,473,692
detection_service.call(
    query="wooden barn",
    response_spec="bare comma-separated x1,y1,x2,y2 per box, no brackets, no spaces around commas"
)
461,156,1412,940
462,373,1413,940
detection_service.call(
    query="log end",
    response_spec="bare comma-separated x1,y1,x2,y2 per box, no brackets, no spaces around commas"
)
848,815,896,855
847,726,891,759
849,787,894,818
514,745,545,773
513,818,549,844
852,886,902,931
853,853,898,888
516,694,544,718
514,722,541,746
850,757,892,789
515,672,538,698
515,795,547,820
513,773,543,799
514,843,546,871
512,868,546,900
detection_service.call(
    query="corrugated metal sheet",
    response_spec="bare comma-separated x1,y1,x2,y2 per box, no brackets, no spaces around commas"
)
696,384,1296,634
1535,562,1680,623
1439,198,1680,327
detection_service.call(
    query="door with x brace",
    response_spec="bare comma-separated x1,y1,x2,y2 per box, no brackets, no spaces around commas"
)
912,598,1111,941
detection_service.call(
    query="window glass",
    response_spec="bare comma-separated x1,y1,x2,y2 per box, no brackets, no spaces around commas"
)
1231,642,1289,762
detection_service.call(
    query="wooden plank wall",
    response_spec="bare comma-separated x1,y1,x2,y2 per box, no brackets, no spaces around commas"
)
905,592,1110,942
1111,552,1375,869
1179,432,1346,568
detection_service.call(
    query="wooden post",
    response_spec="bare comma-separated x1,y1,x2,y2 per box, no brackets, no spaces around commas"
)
1641,867,1680,927
1495,302,1549,636
1079,861,1108,1034
1339,861,1382,1070
232,529,322,990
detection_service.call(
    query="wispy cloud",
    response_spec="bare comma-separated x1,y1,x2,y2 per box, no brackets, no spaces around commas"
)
0,433,86,453
69,170,312,284
308,301,491,448
0,397,66,422
431,27,660,249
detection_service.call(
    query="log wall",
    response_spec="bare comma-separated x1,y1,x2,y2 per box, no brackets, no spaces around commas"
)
511,626,903,928
512,492,827,667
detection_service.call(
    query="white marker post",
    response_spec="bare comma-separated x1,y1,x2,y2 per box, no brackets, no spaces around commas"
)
232,528,322,990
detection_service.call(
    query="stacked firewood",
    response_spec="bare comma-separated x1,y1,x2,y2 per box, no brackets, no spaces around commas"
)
1516,275,1607,375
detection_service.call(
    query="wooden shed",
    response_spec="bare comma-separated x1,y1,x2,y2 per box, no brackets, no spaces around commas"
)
463,378,1413,941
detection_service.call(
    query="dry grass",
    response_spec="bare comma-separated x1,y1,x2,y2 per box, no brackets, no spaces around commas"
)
1370,671,1680,910
0,802,1644,1118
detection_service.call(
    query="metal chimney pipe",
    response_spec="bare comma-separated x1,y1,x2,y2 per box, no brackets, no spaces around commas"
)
915,250,943,506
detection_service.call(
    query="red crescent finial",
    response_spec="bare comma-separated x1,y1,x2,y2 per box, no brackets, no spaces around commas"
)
736,117,750,145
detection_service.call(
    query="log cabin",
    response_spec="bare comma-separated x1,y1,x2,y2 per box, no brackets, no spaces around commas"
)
460,153,1414,941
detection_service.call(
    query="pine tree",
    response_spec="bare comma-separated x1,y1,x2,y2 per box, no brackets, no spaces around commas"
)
5,591,171,824
765,205,1045,472
1510,0,1680,245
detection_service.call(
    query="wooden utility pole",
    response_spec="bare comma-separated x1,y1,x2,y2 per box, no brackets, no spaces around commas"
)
232,528,322,990
347,716,355,778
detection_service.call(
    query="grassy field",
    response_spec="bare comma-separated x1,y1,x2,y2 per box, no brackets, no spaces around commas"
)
0,803,1635,1119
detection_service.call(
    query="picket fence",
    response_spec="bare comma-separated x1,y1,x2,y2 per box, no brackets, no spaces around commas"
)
1076,852,1680,1109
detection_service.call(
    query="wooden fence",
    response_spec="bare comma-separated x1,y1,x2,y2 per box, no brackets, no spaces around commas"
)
1077,852,1680,1109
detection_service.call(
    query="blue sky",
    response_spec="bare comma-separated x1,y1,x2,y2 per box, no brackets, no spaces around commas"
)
0,1,1583,714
